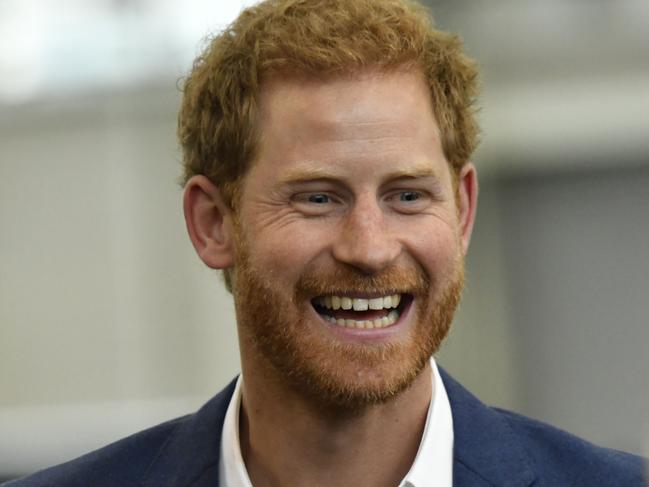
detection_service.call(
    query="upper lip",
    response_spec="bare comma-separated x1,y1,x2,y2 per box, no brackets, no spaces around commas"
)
312,291,405,299
311,293,407,311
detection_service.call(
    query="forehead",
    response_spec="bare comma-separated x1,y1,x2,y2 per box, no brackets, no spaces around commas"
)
251,68,448,180
258,68,437,135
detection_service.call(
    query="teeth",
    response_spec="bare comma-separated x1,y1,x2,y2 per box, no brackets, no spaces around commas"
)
368,297,383,310
352,298,369,311
316,293,404,329
316,294,402,311
325,309,400,329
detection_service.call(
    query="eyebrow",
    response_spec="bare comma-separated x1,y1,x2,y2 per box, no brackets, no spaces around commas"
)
278,168,341,185
381,167,441,181
278,164,443,186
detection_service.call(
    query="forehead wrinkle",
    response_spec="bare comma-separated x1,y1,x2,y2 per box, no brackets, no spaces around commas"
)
269,131,439,168
306,118,437,141
283,112,441,149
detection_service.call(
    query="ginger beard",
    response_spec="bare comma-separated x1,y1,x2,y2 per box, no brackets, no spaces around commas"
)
232,230,465,411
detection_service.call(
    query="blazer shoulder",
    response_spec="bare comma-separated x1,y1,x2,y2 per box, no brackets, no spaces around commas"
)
4,414,191,487
4,378,238,487
493,407,648,486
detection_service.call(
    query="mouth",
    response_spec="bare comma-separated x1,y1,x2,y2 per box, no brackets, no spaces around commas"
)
310,293,413,330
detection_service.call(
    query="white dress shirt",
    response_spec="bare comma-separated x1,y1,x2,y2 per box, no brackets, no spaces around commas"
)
219,358,454,487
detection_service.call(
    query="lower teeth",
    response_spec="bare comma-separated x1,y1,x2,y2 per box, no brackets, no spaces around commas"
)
324,310,399,329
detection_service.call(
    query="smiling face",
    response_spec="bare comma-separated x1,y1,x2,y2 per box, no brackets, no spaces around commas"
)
225,69,477,409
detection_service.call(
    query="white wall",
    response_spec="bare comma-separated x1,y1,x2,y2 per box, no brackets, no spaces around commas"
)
499,168,649,455
0,89,241,474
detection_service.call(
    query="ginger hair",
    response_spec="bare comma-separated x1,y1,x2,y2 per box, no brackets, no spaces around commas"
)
178,0,480,210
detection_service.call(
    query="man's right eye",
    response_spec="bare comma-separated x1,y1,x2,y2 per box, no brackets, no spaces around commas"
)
307,194,330,204
292,192,342,216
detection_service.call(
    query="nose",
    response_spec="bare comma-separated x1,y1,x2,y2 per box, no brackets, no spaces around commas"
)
331,196,401,274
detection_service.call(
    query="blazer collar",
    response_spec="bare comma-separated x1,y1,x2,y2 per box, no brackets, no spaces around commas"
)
440,368,536,487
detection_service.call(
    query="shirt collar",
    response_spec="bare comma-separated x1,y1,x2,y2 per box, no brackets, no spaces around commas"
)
219,358,454,487
400,358,454,487
219,374,252,487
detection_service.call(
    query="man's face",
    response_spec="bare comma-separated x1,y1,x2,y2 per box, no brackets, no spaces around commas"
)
231,69,471,409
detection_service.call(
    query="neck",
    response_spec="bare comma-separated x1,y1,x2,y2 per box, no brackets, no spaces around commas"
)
239,360,433,487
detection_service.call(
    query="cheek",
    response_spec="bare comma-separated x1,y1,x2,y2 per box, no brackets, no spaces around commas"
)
245,223,333,282
403,226,461,281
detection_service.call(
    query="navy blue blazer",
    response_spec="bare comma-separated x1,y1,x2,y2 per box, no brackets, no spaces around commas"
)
6,369,647,486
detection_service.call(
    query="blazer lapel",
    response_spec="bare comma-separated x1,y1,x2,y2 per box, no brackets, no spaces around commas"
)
142,378,236,487
439,368,537,487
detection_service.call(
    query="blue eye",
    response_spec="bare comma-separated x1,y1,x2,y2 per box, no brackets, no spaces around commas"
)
308,194,330,204
399,191,421,202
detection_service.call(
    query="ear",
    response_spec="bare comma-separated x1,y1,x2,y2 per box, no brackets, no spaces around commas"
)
456,163,479,255
183,175,235,269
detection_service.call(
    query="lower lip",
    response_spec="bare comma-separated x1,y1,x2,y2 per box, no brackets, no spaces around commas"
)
310,299,414,343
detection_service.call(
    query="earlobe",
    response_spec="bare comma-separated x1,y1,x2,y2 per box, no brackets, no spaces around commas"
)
456,163,479,255
183,175,235,269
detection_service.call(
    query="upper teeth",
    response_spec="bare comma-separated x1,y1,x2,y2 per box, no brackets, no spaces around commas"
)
316,294,401,311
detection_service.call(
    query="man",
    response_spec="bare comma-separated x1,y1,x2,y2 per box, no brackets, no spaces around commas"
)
7,0,647,486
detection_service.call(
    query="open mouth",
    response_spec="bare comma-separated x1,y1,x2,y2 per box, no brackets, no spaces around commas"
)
311,293,412,330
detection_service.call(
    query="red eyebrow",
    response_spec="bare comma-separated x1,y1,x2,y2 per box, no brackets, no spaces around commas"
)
279,164,442,186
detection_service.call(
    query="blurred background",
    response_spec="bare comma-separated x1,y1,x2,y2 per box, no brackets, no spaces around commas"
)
1,0,648,480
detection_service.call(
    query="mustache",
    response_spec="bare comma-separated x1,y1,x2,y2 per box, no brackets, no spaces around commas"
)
295,264,430,298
